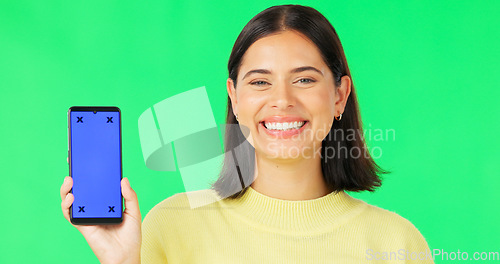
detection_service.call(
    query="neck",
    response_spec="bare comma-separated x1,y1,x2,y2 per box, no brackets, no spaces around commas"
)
250,152,332,201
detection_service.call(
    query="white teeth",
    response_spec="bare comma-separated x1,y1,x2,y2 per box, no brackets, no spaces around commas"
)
264,121,305,131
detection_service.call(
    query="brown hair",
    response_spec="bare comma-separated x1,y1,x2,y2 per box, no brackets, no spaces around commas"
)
211,4,387,199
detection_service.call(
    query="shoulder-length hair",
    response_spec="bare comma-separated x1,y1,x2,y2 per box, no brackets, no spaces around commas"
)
211,4,387,199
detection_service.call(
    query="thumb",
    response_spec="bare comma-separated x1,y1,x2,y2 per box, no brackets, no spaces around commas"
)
121,178,141,220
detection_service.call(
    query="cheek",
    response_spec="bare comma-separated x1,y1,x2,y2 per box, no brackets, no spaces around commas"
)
307,88,336,117
239,87,266,103
237,90,266,118
305,88,336,135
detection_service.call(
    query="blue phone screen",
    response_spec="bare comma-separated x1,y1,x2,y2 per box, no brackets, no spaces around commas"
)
70,111,122,218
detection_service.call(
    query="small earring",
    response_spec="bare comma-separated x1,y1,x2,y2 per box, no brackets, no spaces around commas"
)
235,114,239,121
335,113,342,121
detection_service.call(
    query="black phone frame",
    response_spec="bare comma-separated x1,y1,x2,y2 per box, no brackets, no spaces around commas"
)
68,106,123,225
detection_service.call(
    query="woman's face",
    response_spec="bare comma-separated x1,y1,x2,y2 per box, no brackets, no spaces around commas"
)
227,30,350,160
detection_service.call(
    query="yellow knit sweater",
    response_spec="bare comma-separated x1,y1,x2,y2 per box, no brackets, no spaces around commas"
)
141,186,434,263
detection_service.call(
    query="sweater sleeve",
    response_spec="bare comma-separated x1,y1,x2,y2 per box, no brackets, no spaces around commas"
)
405,221,434,264
141,204,168,264
363,205,435,264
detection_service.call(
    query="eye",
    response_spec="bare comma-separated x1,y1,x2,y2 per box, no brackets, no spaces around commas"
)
250,80,270,86
296,78,316,84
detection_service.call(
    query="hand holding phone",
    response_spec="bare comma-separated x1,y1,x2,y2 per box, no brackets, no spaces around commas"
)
61,106,142,264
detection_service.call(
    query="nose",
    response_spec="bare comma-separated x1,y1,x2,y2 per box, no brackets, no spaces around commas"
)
268,81,296,109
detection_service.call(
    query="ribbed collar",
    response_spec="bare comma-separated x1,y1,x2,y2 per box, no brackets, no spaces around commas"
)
220,186,367,235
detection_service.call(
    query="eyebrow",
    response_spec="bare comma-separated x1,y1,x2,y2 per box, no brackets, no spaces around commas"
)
242,66,323,80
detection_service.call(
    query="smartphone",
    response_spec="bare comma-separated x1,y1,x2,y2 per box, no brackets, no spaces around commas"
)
68,106,123,225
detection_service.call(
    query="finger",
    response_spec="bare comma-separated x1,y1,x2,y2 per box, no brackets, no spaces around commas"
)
121,178,141,219
61,192,74,223
60,176,73,201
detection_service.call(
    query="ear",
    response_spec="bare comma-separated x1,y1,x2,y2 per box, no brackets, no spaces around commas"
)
334,75,352,115
227,78,238,115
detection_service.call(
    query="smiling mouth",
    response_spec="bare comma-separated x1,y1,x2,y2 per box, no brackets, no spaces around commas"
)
261,121,308,131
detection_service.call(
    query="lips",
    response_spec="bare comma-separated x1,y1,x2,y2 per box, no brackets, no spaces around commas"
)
258,115,309,139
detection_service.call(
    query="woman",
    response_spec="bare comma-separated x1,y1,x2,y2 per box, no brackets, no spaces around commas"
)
61,4,433,264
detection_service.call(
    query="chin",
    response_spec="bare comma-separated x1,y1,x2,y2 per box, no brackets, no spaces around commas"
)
257,142,315,160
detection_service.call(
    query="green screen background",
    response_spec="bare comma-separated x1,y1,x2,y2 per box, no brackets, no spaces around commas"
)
1,0,499,263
